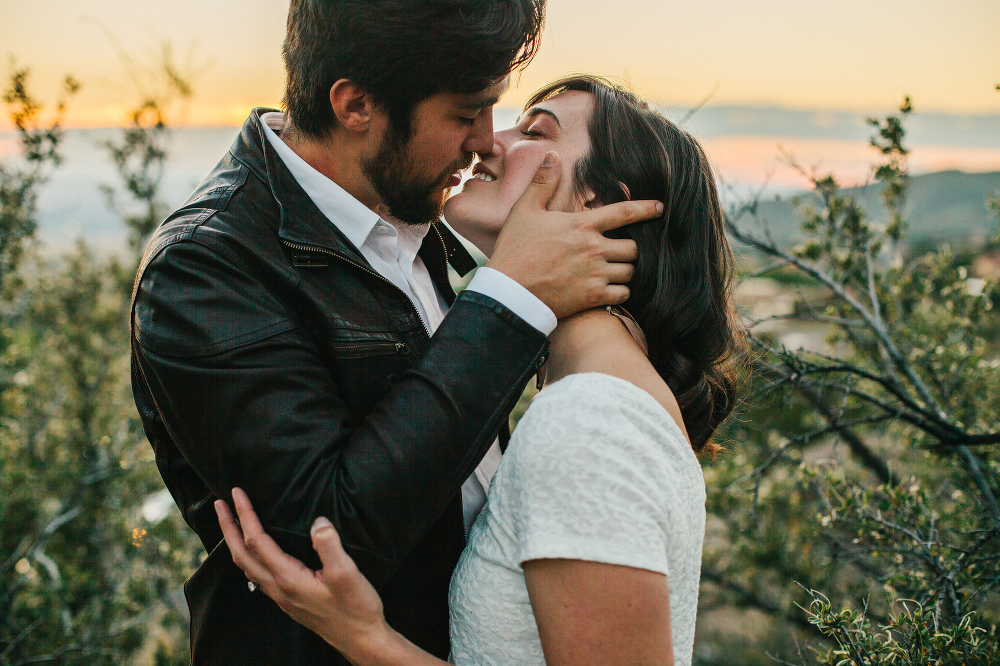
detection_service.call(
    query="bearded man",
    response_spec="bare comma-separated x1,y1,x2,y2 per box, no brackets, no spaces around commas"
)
130,1,658,663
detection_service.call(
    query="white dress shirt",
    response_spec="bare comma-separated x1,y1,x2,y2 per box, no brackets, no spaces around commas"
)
260,112,556,530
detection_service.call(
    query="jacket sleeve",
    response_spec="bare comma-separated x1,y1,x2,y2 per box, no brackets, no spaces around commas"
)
131,236,548,588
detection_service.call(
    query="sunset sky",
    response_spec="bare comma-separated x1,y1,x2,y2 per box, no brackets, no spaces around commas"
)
2,0,999,128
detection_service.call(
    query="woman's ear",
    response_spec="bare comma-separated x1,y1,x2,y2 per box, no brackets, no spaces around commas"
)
582,187,604,210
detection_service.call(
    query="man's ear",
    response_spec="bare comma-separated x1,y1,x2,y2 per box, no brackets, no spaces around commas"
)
329,79,374,132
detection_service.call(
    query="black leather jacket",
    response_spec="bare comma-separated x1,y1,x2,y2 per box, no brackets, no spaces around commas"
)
130,110,549,664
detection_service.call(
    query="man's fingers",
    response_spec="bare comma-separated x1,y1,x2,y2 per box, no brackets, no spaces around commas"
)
604,284,631,305
603,238,639,264
511,151,561,213
606,262,635,285
588,199,664,233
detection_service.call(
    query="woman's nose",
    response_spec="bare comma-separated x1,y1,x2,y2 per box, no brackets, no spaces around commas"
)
480,126,518,160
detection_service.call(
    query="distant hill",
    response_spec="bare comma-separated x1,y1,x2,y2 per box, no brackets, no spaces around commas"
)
741,171,1000,245
664,106,1000,148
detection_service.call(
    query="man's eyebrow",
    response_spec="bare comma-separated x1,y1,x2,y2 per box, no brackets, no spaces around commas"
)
522,107,561,127
460,94,503,111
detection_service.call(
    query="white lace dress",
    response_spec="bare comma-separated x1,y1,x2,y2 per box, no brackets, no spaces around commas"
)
448,372,706,665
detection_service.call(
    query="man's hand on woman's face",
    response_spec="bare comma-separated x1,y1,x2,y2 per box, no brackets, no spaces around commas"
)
486,151,662,320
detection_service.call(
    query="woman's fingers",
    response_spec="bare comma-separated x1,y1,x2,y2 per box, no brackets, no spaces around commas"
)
215,496,274,592
310,517,353,575
216,487,317,604
310,517,384,616
215,490,395,658
310,518,375,591
230,489,317,590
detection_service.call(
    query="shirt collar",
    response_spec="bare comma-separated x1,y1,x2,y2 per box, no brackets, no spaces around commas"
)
259,111,384,252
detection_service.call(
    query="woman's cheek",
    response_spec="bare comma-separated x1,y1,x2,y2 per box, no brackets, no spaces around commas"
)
500,146,548,208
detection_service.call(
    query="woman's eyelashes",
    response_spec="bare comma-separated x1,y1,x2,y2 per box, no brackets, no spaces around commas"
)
518,116,556,139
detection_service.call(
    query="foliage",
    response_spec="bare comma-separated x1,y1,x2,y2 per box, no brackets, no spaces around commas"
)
699,99,1000,663
0,68,196,666
99,42,193,258
805,591,999,665
0,66,77,296
1,57,997,666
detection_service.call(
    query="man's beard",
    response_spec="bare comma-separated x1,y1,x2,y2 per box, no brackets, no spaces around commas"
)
361,124,472,226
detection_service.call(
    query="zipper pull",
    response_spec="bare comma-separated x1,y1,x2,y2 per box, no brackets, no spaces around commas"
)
535,349,549,390
292,251,329,267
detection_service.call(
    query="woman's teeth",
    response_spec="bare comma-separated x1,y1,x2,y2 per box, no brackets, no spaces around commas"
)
472,172,495,182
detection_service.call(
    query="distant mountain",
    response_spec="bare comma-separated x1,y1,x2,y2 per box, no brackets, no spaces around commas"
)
661,106,1000,148
740,171,1000,245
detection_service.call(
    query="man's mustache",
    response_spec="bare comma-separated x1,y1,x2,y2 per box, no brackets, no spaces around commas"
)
438,155,475,188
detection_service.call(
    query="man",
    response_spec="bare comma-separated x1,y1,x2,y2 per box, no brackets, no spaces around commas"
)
131,0,659,663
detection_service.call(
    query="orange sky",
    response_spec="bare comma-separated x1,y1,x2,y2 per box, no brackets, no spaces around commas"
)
1,0,999,129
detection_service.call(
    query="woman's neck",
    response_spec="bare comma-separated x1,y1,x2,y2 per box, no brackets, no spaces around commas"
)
544,308,689,442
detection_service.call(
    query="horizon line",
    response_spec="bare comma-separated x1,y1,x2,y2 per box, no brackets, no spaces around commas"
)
4,107,1000,133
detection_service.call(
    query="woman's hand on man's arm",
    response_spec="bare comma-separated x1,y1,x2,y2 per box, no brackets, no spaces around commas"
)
524,558,674,666
215,488,449,666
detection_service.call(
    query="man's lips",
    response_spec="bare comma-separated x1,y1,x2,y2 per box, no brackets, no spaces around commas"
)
442,157,475,189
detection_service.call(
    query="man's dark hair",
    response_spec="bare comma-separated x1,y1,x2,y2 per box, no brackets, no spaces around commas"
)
283,0,546,139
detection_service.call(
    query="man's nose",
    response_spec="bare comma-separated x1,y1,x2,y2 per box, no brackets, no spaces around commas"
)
463,111,495,156
475,139,501,162
476,125,514,161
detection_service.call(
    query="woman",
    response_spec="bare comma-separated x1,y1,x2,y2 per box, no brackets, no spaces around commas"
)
216,75,745,665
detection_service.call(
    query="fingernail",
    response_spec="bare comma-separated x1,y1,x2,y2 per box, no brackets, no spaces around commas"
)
214,500,224,515
311,516,332,535
541,151,556,168
655,202,664,214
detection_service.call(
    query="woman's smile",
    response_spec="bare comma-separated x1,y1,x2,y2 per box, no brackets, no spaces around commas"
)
443,90,595,256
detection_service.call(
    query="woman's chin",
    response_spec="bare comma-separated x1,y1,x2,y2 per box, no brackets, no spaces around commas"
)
444,196,509,256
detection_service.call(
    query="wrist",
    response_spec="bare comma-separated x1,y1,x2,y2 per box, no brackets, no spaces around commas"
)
348,621,412,666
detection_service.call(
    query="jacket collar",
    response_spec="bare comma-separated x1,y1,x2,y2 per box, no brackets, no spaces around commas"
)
234,109,477,276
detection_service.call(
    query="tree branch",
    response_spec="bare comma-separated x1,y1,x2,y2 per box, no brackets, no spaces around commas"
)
700,568,819,634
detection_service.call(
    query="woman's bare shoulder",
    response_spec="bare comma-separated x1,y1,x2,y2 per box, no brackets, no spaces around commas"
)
545,309,690,444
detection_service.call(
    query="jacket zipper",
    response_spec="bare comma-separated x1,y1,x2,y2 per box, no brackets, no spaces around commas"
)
327,340,410,358
282,239,432,338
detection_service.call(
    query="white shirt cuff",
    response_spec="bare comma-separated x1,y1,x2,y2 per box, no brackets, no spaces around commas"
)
465,267,558,335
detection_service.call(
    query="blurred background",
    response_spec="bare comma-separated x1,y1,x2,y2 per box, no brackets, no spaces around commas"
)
2,0,999,254
2,1,998,664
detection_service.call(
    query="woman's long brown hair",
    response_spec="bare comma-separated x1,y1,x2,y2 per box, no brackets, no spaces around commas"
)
527,75,747,454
